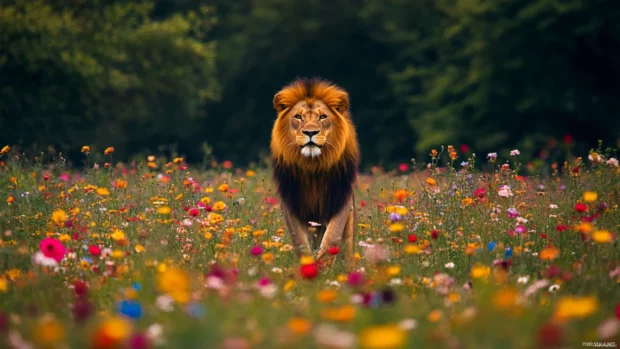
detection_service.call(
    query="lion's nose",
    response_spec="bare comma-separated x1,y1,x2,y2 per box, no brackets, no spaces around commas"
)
303,130,319,137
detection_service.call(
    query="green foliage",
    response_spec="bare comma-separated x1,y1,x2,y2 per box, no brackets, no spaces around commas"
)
0,0,219,161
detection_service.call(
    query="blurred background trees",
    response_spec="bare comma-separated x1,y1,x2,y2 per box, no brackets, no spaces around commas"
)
1,0,619,169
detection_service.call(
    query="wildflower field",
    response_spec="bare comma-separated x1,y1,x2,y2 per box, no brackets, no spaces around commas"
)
0,144,619,349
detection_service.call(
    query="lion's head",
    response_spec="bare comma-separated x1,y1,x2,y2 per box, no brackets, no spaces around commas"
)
271,78,359,172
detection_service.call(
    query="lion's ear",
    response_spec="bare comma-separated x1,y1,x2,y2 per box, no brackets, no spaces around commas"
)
335,92,349,113
273,93,287,113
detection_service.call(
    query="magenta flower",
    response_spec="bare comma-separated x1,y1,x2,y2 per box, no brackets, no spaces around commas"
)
250,246,263,256
40,237,66,262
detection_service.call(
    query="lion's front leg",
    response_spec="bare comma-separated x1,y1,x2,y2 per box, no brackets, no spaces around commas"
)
281,203,311,258
315,196,354,263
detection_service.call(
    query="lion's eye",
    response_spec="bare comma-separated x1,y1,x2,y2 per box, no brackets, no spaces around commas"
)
319,114,327,120
294,115,302,120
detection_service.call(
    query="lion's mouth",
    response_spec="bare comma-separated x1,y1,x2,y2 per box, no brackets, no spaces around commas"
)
301,142,322,149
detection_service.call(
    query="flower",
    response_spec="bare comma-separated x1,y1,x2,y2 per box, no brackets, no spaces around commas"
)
393,189,408,202
34,315,65,347
300,263,319,280
510,149,520,156
117,300,143,319
92,316,133,349
575,203,587,212
104,147,115,155
470,264,491,279
487,152,498,161
583,191,598,203
40,237,66,262
157,268,190,303
606,158,619,167
51,209,68,225
96,187,110,196
540,247,559,261
554,296,598,320
388,223,404,233
425,177,436,186
250,246,263,256
0,145,9,156
462,197,473,206
359,324,406,349
328,246,340,255
81,146,90,154
321,305,356,322
189,208,200,217
498,185,513,197
592,230,613,243
288,317,312,335
212,201,227,211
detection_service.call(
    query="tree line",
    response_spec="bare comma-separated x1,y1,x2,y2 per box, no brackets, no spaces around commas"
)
1,0,619,169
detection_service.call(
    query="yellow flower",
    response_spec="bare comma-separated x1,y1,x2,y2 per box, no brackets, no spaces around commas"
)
425,177,436,186
96,187,110,196
554,296,598,320
388,223,404,233
111,250,125,259
98,316,132,342
200,196,211,205
81,145,90,153
104,147,115,155
583,191,598,202
59,234,71,242
404,244,421,254
157,206,172,215
317,290,338,303
51,209,68,225
288,317,312,335
575,222,593,234
470,264,491,279
387,265,401,277
359,324,407,349
300,255,315,265
218,183,229,192
173,157,184,164
261,252,275,263
111,229,126,241
246,170,256,177
462,197,474,206
592,230,613,243
34,315,65,347
284,280,296,292
0,145,10,156
0,277,8,292
493,288,518,309
212,201,227,211
134,245,145,253
157,267,190,303
205,187,214,193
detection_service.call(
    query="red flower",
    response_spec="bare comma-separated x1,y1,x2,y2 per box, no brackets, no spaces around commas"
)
459,144,470,153
189,208,200,217
204,205,212,212
431,229,439,240
537,323,563,348
300,263,319,280
398,163,409,172
555,224,568,232
540,234,548,239
328,246,340,255
408,234,417,243
73,280,89,297
575,203,587,213
89,245,101,257
616,304,620,320
346,271,365,287
563,134,573,144
40,237,66,262
474,188,486,198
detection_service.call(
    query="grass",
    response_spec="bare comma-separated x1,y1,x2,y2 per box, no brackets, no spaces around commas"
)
0,145,618,349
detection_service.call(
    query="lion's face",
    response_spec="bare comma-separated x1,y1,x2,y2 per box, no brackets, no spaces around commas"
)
289,100,336,159
270,78,358,171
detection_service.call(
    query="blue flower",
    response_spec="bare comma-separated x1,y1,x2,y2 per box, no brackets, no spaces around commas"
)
505,247,513,258
132,282,141,291
117,300,142,319
187,302,206,318
487,241,496,251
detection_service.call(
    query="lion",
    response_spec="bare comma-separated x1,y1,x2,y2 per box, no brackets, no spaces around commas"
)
270,77,360,266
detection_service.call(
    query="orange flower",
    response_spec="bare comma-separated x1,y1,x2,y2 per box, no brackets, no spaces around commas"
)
288,317,312,335
81,145,90,154
104,147,114,155
425,177,436,186
461,197,473,206
0,145,10,156
393,189,408,202
540,247,559,261
321,305,356,322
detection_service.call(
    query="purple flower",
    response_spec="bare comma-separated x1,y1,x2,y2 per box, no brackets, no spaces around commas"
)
507,208,518,218
389,212,402,222
515,225,526,234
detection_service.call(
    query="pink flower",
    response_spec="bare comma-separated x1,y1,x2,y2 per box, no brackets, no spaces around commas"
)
250,246,263,256
498,185,513,197
40,237,66,262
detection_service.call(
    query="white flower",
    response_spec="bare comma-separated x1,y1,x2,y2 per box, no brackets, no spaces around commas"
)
146,323,165,346
606,158,619,167
155,295,174,312
517,276,530,284
271,267,282,274
32,252,58,267
548,284,560,293
314,324,356,349
398,319,417,330
524,279,550,297
259,284,278,299
549,204,558,209
510,149,520,156
487,152,498,159
389,278,403,286
308,221,322,227
516,217,528,224
444,262,455,269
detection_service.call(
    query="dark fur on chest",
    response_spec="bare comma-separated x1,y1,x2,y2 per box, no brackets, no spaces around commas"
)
272,158,357,225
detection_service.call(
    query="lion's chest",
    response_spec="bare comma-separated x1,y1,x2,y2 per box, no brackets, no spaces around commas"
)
273,163,355,225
